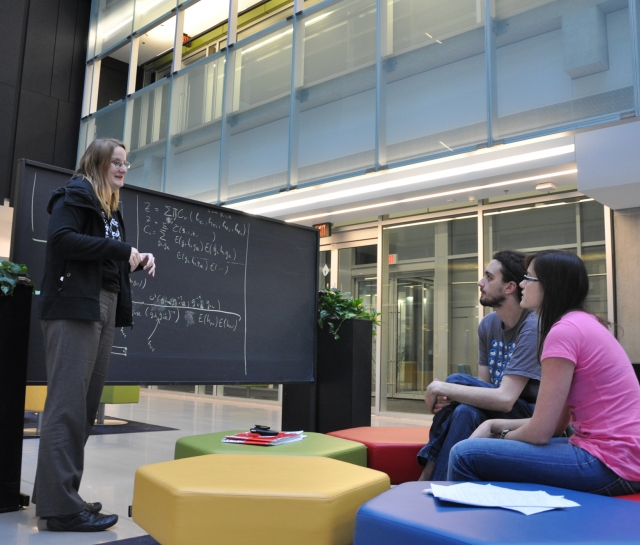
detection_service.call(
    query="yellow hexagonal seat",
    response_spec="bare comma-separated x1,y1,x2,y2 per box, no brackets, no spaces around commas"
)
132,453,389,545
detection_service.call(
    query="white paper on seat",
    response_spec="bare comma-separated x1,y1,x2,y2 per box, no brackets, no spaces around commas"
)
424,483,580,515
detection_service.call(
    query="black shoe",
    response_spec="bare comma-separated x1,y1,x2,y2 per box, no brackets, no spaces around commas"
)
39,502,102,520
86,501,102,513
46,509,118,532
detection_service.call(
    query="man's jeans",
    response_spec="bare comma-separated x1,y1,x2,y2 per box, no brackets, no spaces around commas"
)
417,373,535,480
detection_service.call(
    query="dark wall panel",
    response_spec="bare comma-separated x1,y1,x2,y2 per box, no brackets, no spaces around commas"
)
53,100,82,168
21,0,61,96
0,1,29,87
0,83,18,194
3,0,90,202
69,0,90,106
51,0,79,101
14,90,59,167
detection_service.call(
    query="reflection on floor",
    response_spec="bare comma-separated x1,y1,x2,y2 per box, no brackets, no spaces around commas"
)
1,390,429,545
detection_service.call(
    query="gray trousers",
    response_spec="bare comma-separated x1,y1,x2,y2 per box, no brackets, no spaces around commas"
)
33,290,118,517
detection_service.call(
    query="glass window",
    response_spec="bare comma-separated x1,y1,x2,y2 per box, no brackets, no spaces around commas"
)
94,0,135,57
224,20,294,201
85,100,127,147
297,0,377,185
319,250,331,290
484,201,577,251
96,43,131,112
165,52,225,199
385,0,487,164
388,223,436,261
494,0,634,140
134,0,177,33
123,78,171,191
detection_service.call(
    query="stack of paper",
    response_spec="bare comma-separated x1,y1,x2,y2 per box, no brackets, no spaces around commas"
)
222,431,306,446
425,483,580,515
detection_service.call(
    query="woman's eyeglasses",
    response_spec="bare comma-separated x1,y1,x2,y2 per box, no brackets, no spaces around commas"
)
523,275,539,283
111,161,131,170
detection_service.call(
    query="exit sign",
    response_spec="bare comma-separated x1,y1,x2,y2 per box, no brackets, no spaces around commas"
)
313,222,332,238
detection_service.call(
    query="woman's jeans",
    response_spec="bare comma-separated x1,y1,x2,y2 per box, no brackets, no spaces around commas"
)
449,437,640,496
417,373,535,480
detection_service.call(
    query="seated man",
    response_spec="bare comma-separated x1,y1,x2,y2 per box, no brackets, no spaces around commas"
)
418,249,540,481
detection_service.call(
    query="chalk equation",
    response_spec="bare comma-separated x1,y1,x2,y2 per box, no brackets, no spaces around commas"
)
123,196,251,373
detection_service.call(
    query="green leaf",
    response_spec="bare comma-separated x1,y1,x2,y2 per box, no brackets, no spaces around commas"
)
317,288,382,340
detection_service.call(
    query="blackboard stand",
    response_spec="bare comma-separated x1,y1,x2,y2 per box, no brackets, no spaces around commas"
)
0,285,32,513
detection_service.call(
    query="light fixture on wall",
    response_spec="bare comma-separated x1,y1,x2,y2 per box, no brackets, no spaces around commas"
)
535,181,557,191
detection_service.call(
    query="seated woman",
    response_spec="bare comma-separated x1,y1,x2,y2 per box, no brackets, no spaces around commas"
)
448,250,640,496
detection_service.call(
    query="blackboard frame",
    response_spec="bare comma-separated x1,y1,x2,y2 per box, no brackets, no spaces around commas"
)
11,159,319,385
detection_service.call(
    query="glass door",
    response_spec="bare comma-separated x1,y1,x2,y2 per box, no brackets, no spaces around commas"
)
388,272,434,399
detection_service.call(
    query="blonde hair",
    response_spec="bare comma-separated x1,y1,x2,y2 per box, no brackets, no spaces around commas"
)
75,138,126,216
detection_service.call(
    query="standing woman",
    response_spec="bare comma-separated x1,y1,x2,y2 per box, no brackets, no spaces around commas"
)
34,138,156,531
448,250,640,496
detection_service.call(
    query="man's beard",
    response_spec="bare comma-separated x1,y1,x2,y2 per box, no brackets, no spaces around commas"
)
479,293,506,308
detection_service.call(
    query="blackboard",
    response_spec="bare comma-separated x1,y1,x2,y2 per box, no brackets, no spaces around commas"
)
11,160,318,384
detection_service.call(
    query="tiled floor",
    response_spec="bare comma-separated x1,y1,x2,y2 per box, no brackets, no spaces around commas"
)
0,390,429,545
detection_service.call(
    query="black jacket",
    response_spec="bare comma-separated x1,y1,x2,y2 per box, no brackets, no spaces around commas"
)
39,177,134,327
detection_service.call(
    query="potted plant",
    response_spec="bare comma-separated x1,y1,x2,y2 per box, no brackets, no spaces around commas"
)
282,289,381,434
0,259,34,513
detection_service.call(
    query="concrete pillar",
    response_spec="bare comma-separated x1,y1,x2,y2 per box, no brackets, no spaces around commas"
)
562,6,609,79
614,207,640,363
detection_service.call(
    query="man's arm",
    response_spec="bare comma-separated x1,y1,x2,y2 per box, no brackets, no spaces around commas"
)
424,373,529,414
478,364,490,383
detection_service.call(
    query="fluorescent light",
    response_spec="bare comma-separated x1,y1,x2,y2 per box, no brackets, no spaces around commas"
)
241,29,293,54
249,145,575,216
385,214,477,229
285,169,577,223
484,198,585,217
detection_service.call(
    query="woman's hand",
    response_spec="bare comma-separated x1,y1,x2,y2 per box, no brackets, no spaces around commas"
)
139,253,156,276
470,420,498,439
129,248,142,272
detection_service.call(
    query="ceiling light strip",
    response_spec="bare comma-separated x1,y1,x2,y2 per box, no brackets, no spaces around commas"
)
249,145,575,215
285,169,577,223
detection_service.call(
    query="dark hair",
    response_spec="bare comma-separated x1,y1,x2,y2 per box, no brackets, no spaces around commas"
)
492,249,527,302
525,250,589,360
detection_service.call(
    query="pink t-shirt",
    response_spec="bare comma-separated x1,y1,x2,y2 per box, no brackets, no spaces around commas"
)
541,311,640,482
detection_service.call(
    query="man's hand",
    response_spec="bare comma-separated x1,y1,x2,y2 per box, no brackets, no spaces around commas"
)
433,394,452,413
424,379,444,414
139,253,156,277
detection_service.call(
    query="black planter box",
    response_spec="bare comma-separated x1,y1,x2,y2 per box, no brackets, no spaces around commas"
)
282,319,372,434
0,284,32,513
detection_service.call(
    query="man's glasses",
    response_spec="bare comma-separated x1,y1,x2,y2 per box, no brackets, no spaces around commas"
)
523,275,539,283
111,161,131,170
